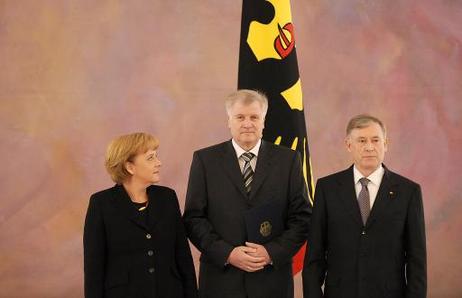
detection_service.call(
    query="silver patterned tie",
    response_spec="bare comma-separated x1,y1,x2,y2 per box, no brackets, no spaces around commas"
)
358,178,371,225
241,152,255,195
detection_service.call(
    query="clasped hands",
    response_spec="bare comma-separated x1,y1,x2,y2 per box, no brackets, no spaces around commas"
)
227,242,272,272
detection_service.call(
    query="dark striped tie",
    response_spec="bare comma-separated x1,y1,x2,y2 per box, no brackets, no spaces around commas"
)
241,152,255,195
358,178,371,225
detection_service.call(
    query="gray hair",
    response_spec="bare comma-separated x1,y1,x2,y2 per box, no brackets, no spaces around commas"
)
225,89,268,118
346,114,387,137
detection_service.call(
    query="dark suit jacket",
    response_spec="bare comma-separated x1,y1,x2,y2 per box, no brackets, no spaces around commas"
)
84,184,198,298
302,165,426,298
183,140,311,298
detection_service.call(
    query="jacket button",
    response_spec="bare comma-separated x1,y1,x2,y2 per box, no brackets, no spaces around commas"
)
146,233,152,239
148,267,155,273
361,230,366,235
147,250,154,256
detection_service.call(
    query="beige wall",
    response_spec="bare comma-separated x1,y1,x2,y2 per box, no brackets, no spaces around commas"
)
0,1,461,297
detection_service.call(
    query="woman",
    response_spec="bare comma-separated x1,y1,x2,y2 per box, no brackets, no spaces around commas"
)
84,132,197,298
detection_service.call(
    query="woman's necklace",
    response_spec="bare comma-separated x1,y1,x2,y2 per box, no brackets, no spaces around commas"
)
127,190,149,211
137,201,148,211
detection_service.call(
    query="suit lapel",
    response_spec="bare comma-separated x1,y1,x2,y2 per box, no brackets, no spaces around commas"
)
146,186,160,231
249,141,272,201
366,166,398,228
337,166,363,226
111,184,148,230
220,141,248,199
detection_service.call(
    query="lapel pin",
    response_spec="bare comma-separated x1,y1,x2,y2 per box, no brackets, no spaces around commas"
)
389,191,395,198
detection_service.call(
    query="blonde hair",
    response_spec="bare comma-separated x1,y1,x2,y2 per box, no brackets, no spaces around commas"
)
346,114,386,137
105,132,159,184
225,89,268,118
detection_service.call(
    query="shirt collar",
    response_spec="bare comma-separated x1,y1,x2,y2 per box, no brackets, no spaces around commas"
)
353,164,384,186
231,139,261,158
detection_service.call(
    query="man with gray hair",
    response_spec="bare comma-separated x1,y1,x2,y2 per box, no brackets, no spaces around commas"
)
184,89,311,298
303,114,427,298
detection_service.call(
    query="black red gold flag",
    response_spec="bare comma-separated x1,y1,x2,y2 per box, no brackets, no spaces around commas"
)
238,0,314,275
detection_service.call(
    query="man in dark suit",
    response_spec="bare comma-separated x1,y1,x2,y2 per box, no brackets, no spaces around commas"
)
303,114,427,298
183,89,311,298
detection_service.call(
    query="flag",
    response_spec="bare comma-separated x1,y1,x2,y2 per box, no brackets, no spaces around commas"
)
238,0,314,275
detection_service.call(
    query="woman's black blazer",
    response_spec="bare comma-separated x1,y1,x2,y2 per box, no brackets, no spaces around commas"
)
84,184,198,298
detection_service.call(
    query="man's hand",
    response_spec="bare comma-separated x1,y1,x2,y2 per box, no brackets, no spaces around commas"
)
245,242,272,265
227,246,266,272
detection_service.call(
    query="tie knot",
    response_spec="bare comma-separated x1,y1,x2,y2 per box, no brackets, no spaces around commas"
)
241,152,255,162
359,178,370,187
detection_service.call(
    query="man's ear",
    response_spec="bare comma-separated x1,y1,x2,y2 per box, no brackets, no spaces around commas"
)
384,137,389,152
345,136,352,152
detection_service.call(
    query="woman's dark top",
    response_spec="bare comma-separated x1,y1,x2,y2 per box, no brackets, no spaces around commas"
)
83,184,198,298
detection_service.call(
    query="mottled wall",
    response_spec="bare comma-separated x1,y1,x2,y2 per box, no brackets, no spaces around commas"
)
0,1,461,297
